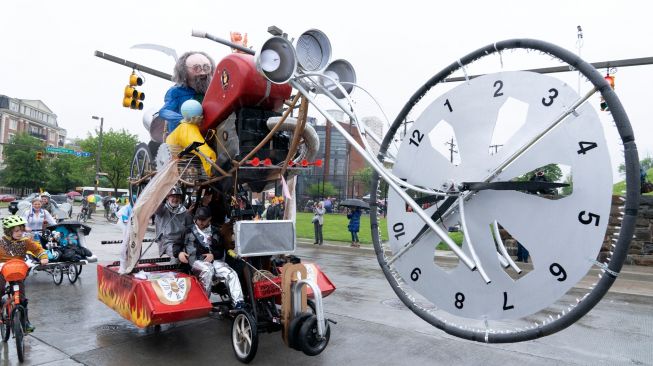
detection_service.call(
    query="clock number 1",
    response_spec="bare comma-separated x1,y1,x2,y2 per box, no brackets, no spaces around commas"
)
577,141,598,155
578,211,600,226
409,130,424,147
392,222,405,240
444,99,453,112
541,88,559,107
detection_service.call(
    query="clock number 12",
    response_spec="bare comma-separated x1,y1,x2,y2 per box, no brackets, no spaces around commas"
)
409,130,424,147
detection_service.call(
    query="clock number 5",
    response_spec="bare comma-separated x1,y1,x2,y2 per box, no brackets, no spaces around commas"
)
541,88,559,107
409,130,424,147
578,211,600,226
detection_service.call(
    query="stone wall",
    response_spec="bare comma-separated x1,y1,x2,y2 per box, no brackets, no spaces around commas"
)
601,195,653,266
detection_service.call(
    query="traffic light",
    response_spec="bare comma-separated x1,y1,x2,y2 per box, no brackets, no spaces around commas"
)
600,74,616,111
36,151,43,161
123,71,144,110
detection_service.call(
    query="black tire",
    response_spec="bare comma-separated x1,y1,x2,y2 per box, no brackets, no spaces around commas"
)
231,310,258,364
67,264,79,284
0,299,10,342
76,264,83,276
299,314,330,356
52,265,63,285
287,312,312,351
13,307,24,362
130,142,153,207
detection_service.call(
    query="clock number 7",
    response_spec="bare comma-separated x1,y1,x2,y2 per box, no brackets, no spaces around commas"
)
578,211,600,226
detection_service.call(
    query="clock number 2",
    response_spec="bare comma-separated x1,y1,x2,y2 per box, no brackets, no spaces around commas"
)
409,130,424,147
454,292,465,309
578,211,600,226
493,80,504,97
541,88,559,107
577,141,598,155
549,263,567,282
392,222,405,240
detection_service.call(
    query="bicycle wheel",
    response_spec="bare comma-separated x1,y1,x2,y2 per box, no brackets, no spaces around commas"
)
76,264,83,276
0,299,10,342
67,264,79,284
13,307,24,362
52,265,63,285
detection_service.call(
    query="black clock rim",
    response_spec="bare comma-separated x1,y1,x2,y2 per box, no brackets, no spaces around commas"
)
369,38,640,343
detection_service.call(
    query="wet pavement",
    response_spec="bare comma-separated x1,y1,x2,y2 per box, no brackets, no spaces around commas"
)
6,208,652,365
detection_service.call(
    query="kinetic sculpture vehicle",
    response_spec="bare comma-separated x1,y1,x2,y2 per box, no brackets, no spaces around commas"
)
95,25,639,358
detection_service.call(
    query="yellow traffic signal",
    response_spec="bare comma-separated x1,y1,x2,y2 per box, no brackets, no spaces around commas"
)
122,71,144,110
36,151,43,161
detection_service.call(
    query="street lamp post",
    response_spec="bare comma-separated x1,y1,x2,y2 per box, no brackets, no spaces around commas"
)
91,116,104,195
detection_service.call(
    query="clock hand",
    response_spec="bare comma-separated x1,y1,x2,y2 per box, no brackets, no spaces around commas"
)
459,181,569,192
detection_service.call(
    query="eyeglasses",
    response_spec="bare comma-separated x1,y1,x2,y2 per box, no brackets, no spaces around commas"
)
187,64,212,73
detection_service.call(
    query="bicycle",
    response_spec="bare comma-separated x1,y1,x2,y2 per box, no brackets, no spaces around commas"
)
77,206,89,223
0,259,31,362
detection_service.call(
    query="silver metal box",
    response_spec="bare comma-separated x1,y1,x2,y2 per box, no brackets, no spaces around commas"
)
234,220,296,257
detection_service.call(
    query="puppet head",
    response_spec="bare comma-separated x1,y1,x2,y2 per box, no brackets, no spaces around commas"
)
172,51,215,94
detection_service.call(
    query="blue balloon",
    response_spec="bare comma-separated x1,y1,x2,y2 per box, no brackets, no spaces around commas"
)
180,99,203,120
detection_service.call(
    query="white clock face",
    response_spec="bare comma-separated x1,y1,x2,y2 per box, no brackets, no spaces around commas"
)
260,49,281,72
387,71,612,320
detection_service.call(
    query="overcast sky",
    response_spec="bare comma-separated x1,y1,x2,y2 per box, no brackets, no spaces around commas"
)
1,0,651,180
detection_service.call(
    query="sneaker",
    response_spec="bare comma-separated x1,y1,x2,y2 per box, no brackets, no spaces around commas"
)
25,321,35,333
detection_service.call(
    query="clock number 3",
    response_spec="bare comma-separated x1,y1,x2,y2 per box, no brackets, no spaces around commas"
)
409,130,425,147
578,211,600,226
541,88,559,107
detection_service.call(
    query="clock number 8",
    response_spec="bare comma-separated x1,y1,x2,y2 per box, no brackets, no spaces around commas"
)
549,263,567,282
454,292,465,309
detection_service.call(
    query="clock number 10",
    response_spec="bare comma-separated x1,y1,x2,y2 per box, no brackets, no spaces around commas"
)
392,222,405,240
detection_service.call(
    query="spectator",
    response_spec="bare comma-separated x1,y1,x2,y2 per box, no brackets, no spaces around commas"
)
40,192,54,215
312,202,325,245
86,194,97,218
323,196,333,214
22,197,56,241
347,207,362,248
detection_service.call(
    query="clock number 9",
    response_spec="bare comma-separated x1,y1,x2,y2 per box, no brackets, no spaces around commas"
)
392,222,405,240
454,292,465,309
410,267,421,281
549,263,567,282
541,88,559,107
578,211,600,226
409,130,425,147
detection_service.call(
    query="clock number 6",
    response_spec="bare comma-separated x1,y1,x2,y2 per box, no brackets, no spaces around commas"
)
409,130,424,147
578,211,600,226
454,292,465,309
549,263,567,282
410,267,421,281
541,88,559,107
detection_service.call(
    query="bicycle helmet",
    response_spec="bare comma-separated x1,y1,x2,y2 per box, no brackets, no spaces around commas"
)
2,215,27,230
168,186,183,197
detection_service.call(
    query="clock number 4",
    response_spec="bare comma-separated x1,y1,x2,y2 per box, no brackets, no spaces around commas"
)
577,141,598,155
549,263,567,282
409,130,424,147
541,88,559,107
578,211,600,226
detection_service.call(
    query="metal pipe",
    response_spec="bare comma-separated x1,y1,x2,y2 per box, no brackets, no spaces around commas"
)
94,51,173,81
191,30,255,55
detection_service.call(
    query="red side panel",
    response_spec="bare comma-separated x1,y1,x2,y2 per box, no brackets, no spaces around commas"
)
201,53,292,133
97,264,211,328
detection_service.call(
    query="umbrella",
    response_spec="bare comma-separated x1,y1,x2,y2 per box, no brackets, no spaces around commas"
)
67,191,81,197
340,198,370,209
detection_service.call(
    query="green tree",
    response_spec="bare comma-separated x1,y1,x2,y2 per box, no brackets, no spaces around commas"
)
307,181,337,198
45,153,94,193
79,129,138,193
618,156,652,176
0,133,46,195
515,164,563,182
353,166,373,196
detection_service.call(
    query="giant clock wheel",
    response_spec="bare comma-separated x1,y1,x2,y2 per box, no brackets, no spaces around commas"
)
370,39,640,342
129,142,154,206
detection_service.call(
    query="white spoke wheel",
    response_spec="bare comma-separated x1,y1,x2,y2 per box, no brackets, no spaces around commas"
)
231,310,258,364
52,265,63,286
370,39,640,342
67,264,79,284
129,143,153,207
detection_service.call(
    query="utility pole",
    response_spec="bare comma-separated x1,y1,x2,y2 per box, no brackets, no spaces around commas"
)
444,137,457,163
92,116,104,194
489,144,503,155
576,25,584,93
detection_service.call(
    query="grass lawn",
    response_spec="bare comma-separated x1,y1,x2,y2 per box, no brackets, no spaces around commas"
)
613,167,653,195
296,212,388,244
